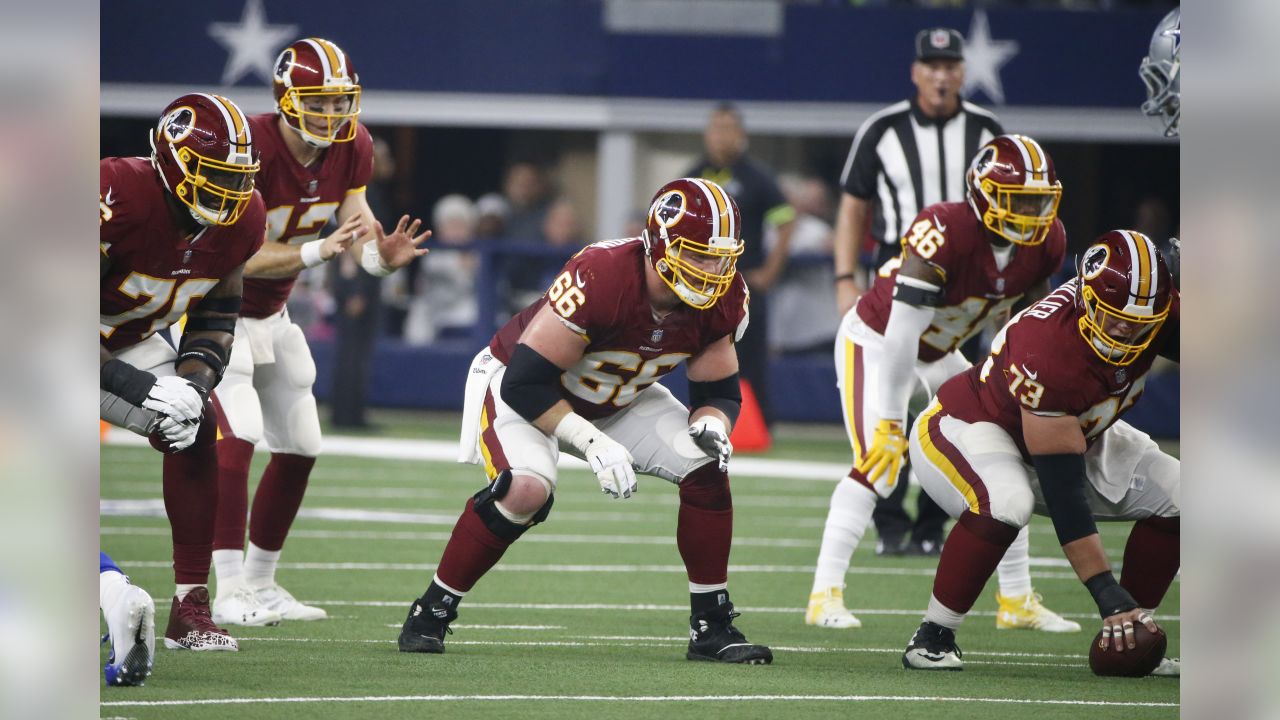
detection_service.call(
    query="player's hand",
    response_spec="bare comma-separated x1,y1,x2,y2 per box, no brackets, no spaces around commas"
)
155,414,200,452
373,214,431,270
141,376,205,423
585,433,637,499
1100,608,1160,653
688,416,732,472
855,418,908,489
836,280,862,317
322,214,366,260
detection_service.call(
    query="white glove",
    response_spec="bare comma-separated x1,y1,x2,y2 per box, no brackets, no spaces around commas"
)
554,413,637,500
141,376,204,423
155,414,200,452
688,416,733,472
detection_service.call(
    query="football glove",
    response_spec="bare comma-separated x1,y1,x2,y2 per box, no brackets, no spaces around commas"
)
855,418,908,492
155,414,200,452
688,416,733,472
585,433,637,500
141,376,205,423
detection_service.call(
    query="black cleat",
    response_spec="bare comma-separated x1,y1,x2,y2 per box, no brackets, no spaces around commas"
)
397,599,455,654
686,602,773,665
902,621,963,670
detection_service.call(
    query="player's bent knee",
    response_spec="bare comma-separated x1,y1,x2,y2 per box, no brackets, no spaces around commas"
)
678,463,731,511
214,382,264,445
281,396,322,457
990,483,1035,529
278,324,317,390
472,470,554,541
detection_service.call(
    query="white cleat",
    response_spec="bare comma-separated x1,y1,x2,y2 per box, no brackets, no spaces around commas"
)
213,584,283,627
902,621,963,671
804,586,862,628
1152,657,1180,677
250,582,327,621
995,590,1082,633
102,583,155,686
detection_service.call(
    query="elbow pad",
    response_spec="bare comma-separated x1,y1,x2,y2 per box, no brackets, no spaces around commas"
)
688,373,742,427
501,344,567,422
1032,452,1097,546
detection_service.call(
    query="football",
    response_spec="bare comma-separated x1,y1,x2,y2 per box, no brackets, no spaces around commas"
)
1088,623,1167,677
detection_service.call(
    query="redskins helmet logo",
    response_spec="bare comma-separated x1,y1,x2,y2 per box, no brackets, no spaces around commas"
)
1081,244,1110,280
968,146,996,187
274,48,296,85
161,107,196,143
651,190,687,229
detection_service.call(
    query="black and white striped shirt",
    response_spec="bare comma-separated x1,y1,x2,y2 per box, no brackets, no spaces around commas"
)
840,98,1002,251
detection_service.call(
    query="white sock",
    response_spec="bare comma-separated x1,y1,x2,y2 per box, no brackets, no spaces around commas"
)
174,583,200,601
925,594,967,630
995,525,1033,597
212,549,245,592
811,477,878,594
100,569,128,612
243,543,281,587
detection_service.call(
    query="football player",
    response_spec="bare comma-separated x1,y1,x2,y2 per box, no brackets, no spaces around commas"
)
100,552,154,686
397,178,772,664
100,92,265,652
208,38,429,627
807,135,1078,634
1140,7,1180,139
901,230,1179,671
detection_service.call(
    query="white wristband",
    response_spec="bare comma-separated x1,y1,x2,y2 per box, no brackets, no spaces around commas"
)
299,239,326,269
552,412,598,454
360,240,394,277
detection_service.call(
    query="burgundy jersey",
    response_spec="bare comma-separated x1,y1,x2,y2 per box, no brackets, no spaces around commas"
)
856,201,1066,362
100,156,265,353
490,238,750,420
241,114,374,318
937,280,1181,459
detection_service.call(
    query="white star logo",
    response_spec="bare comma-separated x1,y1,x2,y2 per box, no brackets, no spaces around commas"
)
961,10,1019,105
208,0,298,86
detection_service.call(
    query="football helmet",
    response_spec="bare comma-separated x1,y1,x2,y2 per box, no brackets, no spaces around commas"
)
273,38,362,147
641,178,744,310
1139,8,1180,138
966,134,1062,246
1076,230,1173,366
149,93,259,227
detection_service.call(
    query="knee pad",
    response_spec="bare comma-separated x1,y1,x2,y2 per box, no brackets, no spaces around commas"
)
213,380,264,445
277,324,317,390
471,470,554,542
988,478,1035,529
280,395,322,457
1138,450,1180,515
678,463,731,511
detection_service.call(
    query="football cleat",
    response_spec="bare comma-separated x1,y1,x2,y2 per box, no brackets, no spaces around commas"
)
904,538,942,557
804,586,862,629
102,582,155,686
163,587,238,652
1152,657,1180,677
397,599,455,654
902,621,963,670
686,602,773,664
249,581,327,621
875,534,908,556
212,583,283,627
995,590,1082,633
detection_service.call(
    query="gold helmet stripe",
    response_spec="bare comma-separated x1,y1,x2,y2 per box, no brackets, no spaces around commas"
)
199,93,252,164
1121,229,1156,307
691,178,722,238
306,37,346,83
703,179,734,239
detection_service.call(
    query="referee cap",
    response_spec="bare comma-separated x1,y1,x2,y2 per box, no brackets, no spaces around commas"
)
915,28,964,62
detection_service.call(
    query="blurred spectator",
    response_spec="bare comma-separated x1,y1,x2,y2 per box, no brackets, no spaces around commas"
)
541,198,584,249
404,194,481,345
502,163,553,241
476,193,510,239
766,175,840,356
507,197,587,312
329,136,396,428
686,103,796,428
366,137,413,338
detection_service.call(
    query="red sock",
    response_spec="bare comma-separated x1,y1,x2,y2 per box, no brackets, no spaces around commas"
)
213,437,254,551
435,498,513,592
247,453,316,552
163,408,219,585
677,464,733,585
932,512,1020,615
1120,516,1180,609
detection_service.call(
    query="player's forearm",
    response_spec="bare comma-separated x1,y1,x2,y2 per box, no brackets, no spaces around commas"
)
876,300,935,420
245,241,326,279
176,329,231,394
1061,533,1112,583
833,195,867,281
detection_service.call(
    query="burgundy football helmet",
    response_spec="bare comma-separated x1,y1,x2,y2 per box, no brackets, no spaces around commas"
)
149,93,259,227
966,134,1063,246
641,178,744,309
272,38,361,147
1076,229,1173,366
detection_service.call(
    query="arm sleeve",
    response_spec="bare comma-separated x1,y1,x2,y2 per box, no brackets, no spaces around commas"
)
875,296,937,421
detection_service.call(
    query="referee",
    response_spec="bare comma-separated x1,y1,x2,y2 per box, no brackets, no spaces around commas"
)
832,27,1003,556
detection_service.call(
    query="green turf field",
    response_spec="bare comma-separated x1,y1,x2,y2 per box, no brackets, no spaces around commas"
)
99,411,1179,718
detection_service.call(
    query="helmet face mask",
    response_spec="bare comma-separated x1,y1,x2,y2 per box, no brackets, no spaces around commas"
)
966,135,1062,246
273,39,362,148
643,179,744,310
1075,231,1172,366
1139,8,1180,138
150,95,259,227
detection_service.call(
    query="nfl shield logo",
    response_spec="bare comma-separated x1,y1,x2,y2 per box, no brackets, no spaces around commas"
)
931,30,951,49
651,329,664,344
1115,368,1126,383
307,179,318,194
995,277,1005,293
